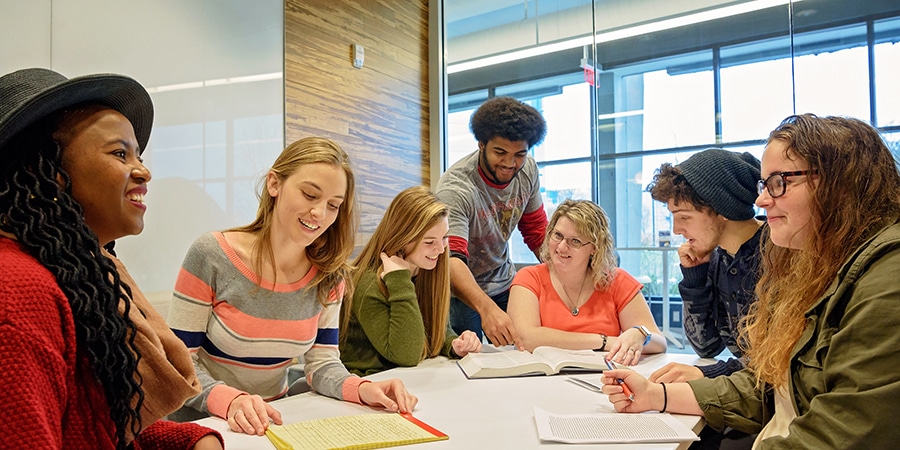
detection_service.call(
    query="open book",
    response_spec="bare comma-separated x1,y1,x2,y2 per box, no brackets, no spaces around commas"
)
265,412,448,450
457,346,607,378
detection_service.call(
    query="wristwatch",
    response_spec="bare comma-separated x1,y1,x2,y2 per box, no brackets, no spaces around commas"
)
634,326,651,346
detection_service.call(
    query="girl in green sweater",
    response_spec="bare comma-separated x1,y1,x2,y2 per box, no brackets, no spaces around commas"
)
340,186,482,375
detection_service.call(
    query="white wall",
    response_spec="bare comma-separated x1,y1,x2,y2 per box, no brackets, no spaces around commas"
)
0,0,284,312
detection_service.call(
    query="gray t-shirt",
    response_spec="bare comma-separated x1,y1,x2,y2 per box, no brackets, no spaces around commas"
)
435,150,544,296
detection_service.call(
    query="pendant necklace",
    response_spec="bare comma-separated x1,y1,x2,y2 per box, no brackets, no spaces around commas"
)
561,276,588,316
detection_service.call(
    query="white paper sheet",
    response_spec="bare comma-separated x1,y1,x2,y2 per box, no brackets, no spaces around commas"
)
533,406,700,444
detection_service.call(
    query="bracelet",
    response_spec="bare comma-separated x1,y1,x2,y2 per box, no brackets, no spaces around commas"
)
660,382,668,413
592,334,607,352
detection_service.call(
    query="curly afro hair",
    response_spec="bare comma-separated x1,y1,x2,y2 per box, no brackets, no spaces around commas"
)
470,96,547,148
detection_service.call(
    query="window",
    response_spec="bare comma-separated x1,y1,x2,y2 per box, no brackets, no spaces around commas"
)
446,0,900,263
875,17,900,127
444,0,900,347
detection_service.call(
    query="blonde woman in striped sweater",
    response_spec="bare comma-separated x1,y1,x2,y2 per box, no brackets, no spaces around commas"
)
167,137,417,435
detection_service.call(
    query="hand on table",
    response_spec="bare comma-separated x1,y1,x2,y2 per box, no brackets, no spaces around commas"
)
359,378,419,413
226,393,283,435
451,330,483,357
649,362,703,383
480,307,523,350
605,328,645,366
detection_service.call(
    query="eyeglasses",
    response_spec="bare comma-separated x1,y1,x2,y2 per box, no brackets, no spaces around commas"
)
757,170,818,198
549,230,592,249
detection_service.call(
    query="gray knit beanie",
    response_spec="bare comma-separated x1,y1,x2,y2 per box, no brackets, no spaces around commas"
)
678,148,761,221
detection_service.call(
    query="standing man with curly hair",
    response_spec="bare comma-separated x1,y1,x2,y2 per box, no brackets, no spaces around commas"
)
436,96,548,349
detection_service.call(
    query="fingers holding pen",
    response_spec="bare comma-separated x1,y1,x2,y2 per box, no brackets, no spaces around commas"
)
601,369,660,413
601,369,637,412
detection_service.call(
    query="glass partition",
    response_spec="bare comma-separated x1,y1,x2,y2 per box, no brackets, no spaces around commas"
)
443,0,900,343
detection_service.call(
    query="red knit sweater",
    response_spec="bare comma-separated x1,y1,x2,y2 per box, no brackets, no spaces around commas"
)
0,238,220,449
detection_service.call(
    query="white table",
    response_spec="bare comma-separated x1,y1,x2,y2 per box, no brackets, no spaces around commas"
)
196,352,713,449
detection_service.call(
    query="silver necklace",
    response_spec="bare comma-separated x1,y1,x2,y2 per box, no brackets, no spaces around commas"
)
561,276,588,316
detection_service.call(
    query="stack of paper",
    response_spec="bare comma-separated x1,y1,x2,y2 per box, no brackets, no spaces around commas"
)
533,406,699,444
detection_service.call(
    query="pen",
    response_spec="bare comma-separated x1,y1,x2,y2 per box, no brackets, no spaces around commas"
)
604,359,635,401
567,376,604,393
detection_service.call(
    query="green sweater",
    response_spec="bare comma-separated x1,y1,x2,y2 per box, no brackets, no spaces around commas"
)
687,221,900,448
340,268,457,376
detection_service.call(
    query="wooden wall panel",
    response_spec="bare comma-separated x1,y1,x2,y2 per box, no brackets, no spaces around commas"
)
284,0,430,240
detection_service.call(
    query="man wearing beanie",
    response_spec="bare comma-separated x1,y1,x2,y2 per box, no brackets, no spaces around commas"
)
646,148,764,382
644,149,764,449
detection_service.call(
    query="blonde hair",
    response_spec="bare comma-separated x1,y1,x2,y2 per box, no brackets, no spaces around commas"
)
742,114,900,388
541,199,618,290
344,186,451,359
229,136,358,305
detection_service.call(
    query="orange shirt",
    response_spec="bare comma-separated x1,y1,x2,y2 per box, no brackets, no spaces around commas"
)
511,264,642,336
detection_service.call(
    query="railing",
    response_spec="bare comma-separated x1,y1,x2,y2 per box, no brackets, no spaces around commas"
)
616,246,685,349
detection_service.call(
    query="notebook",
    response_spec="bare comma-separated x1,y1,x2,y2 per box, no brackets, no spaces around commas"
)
265,412,448,450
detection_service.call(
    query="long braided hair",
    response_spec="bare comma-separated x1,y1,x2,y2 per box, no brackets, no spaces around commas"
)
0,114,144,449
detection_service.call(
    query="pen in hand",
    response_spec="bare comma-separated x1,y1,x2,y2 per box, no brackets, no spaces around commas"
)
604,359,635,401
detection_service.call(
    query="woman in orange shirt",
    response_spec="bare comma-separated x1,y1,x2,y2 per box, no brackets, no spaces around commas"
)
508,199,666,365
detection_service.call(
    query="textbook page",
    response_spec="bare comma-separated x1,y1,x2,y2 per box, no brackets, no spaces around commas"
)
533,407,699,444
457,346,607,378
532,346,608,372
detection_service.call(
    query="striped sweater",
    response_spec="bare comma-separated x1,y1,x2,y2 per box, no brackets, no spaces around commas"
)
167,232,364,420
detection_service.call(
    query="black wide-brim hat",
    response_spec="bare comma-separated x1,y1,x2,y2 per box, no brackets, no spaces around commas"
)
0,67,153,155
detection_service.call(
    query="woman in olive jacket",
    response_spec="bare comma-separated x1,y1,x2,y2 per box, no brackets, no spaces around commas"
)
602,114,900,449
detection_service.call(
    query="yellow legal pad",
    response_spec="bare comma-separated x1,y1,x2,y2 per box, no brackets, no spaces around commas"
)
265,412,448,450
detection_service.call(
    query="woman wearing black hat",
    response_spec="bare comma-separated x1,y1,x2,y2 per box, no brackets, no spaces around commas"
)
0,68,222,449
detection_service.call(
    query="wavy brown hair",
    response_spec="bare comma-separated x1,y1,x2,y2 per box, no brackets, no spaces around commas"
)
646,161,713,213
742,114,900,388
541,199,618,290
229,136,358,305
343,186,451,359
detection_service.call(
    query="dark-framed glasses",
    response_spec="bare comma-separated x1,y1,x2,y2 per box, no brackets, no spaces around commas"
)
549,230,591,249
757,170,818,198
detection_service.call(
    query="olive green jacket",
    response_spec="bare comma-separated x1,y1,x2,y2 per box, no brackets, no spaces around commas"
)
688,222,900,449
340,269,456,376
